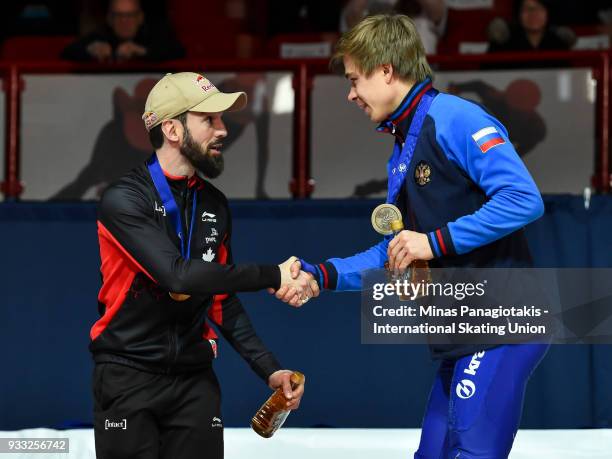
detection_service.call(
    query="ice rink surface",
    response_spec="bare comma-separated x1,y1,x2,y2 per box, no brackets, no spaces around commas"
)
2,428,611,458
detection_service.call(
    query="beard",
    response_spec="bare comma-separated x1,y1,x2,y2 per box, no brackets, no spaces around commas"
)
179,127,224,179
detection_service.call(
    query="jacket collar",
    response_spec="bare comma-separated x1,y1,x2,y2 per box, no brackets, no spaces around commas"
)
376,77,433,144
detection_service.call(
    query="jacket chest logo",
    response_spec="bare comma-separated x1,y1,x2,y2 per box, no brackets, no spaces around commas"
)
414,161,431,187
154,201,167,216
204,227,218,245
202,248,215,262
202,211,217,223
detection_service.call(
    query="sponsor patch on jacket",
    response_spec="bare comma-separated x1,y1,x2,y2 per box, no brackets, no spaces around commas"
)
471,127,505,153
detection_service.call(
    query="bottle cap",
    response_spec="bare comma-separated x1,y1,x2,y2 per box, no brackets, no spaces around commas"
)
390,220,404,232
290,372,305,386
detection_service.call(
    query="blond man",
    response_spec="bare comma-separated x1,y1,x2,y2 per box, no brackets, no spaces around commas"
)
284,15,548,458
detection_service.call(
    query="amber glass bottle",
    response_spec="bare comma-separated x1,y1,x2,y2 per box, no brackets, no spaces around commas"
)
251,372,305,438
386,219,432,298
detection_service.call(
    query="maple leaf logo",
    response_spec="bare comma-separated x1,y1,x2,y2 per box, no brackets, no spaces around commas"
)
202,248,215,262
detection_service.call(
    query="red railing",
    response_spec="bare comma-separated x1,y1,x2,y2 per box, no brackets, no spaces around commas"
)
0,51,610,200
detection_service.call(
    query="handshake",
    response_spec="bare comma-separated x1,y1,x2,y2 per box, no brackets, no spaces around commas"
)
269,256,320,307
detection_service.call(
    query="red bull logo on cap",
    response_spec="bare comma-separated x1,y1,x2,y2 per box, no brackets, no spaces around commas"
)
195,75,215,92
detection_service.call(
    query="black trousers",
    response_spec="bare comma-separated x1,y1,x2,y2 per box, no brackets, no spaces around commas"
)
93,363,223,459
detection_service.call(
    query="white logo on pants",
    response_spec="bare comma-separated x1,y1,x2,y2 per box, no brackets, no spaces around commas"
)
456,351,486,399
456,379,476,399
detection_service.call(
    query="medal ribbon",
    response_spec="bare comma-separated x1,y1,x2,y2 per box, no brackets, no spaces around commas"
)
386,89,437,204
147,153,197,259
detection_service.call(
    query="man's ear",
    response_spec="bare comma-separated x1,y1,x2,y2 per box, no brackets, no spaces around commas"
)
382,64,394,84
161,119,183,144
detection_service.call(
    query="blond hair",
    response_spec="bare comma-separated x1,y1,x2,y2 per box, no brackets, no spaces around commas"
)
331,14,433,82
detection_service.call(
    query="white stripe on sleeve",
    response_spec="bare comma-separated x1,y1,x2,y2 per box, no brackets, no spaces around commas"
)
471,126,498,142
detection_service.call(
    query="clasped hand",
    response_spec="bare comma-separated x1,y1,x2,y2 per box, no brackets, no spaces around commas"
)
269,257,319,307
387,230,433,271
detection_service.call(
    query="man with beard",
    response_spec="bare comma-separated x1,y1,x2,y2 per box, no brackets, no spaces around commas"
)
92,72,316,459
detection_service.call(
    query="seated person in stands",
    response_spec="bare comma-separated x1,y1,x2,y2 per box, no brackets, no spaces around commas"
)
62,0,184,62
488,0,574,52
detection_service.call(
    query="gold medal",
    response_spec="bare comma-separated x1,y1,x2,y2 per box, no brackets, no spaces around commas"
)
371,203,403,235
169,292,191,301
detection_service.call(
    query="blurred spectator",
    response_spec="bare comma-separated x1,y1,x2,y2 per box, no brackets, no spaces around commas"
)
61,0,184,62
488,0,575,52
339,0,447,54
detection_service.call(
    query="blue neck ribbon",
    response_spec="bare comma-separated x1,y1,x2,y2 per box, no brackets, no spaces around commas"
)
386,89,436,204
147,153,198,259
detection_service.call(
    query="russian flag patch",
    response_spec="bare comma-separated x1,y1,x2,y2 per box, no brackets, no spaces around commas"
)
472,127,505,153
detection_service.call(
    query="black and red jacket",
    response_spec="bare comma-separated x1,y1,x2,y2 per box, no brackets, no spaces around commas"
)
91,160,282,380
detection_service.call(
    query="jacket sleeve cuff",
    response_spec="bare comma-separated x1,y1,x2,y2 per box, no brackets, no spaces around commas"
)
427,226,457,258
298,259,338,290
252,353,283,382
319,261,338,290
262,265,281,290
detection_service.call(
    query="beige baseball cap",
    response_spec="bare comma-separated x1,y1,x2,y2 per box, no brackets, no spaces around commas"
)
142,72,247,131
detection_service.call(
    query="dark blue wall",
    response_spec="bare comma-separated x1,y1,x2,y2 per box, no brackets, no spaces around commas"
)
1,196,611,430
